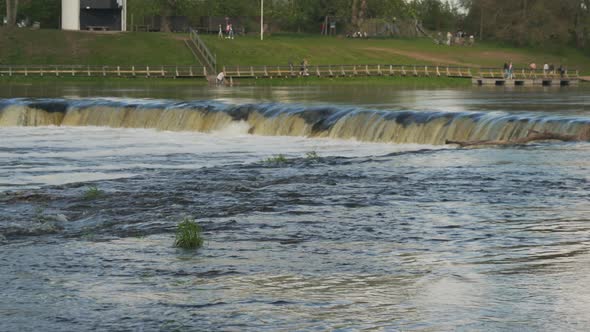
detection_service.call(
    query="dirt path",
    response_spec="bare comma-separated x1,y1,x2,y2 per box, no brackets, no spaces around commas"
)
364,47,528,67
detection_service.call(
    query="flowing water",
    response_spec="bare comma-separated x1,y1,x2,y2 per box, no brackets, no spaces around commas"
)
1,83,589,331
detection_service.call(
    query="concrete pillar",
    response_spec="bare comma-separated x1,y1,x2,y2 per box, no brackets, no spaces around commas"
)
61,0,80,31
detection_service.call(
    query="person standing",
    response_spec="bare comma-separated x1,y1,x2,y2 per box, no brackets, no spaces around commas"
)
508,62,514,79
218,24,224,39
503,62,509,79
543,63,549,76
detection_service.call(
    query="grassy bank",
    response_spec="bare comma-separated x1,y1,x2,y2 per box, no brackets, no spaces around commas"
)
229,75,472,87
203,34,590,74
0,28,195,65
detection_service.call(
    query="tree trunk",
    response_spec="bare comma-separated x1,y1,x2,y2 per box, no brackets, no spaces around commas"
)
351,0,359,29
160,0,176,32
479,3,484,40
358,0,367,28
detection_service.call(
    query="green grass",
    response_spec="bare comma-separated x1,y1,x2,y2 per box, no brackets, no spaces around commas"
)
203,34,590,74
174,217,204,249
0,28,196,65
83,185,103,200
0,75,207,85
233,75,471,87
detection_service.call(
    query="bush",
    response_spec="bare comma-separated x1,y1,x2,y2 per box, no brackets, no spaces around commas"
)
174,217,204,249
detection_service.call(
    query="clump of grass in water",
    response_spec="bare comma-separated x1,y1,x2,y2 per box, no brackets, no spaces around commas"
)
265,154,287,164
305,151,320,161
83,185,103,200
174,217,204,249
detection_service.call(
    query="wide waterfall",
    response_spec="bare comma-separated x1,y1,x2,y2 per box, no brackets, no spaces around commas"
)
1,98,588,145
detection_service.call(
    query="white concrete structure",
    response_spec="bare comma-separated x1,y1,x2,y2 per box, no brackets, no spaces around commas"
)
61,0,80,31
61,0,127,31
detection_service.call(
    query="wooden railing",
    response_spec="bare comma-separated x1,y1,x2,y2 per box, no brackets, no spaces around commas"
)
0,64,580,81
189,28,216,73
220,64,476,78
478,67,580,80
0,65,209,78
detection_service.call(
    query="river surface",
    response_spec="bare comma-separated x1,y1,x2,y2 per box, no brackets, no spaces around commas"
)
1,83,589,331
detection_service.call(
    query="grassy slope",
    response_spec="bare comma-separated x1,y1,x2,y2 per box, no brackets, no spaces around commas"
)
1,28,588,74
0,28,196,65
203,34,590,73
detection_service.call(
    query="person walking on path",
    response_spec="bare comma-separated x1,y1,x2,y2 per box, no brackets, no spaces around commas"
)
529,62,537,77
218,25,224,39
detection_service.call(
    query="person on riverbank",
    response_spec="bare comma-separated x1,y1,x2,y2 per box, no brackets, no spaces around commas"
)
300,59,309,76
508,62,514,79
216,71,226,85
503,62,509,78
543,63,549,76
558,65,565,78
529,62,537,76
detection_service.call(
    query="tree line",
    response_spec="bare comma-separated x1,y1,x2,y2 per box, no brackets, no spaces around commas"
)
3,0,590,51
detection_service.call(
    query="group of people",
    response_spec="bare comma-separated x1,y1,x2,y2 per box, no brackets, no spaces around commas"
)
218,23,235,40
443,31,475,46
503,61,567,79
347,31,369,38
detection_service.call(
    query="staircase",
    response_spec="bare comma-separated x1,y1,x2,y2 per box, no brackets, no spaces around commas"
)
186,28,217,80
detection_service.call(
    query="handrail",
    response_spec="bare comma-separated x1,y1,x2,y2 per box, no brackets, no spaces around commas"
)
0,64,580,80
189,28,216,73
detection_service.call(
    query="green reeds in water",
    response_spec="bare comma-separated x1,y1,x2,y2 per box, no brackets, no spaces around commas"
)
174,217,204,249
264,154,287,164
83,185,103,200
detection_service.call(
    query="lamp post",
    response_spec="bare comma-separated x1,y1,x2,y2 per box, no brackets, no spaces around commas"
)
260,0,264,41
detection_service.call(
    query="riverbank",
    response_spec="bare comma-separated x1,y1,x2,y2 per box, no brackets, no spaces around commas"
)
2,29,589,73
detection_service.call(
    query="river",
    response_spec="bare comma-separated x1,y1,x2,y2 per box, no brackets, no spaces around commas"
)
1,82,589,331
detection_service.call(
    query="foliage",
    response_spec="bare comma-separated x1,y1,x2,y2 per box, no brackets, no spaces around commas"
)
83,185,103,200
174,217,204,249
305,151,320,161
460,0,590,48
265,154,287,164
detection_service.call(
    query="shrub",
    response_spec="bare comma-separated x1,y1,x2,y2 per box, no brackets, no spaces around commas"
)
174,217,204,249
